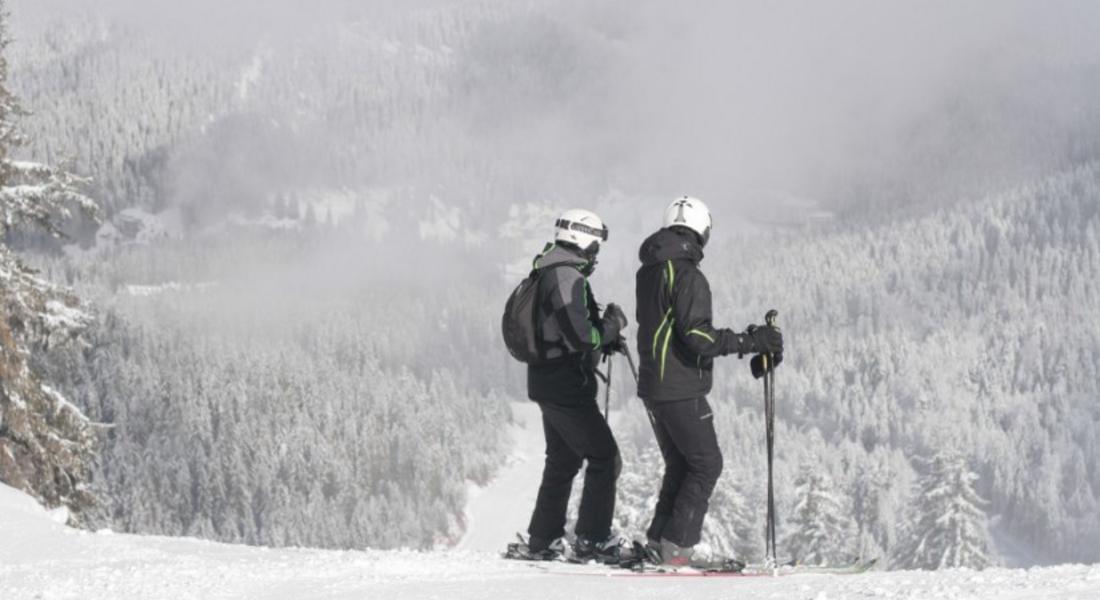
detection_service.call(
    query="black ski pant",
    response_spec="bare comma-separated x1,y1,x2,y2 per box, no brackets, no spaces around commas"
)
527,398,621,543
644,397,723,548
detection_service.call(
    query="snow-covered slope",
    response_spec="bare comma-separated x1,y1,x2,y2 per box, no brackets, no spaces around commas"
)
456,402,544,552
3,476,1100,598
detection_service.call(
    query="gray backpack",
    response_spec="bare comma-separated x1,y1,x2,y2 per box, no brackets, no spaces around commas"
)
501,266,564,364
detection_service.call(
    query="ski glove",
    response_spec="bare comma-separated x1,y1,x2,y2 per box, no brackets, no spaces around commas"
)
603,337,628,357
750,352,783,379
748,324,783,354
724,325,783,357
601,303,629,345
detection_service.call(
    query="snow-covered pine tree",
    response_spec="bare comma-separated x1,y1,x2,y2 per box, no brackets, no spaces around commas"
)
703,469,763,562
851,449,910,564
782,464,855,565
895,451,997,570
604,440,661,540
0,0,98,523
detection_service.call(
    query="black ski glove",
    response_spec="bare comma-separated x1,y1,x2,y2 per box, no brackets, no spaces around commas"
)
747,324,783,354
603,337,628,357
750,352,784,379
724,324,783,357
601,303,628,345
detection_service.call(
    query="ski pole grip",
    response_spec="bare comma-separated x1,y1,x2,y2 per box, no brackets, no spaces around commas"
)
765,309,778,329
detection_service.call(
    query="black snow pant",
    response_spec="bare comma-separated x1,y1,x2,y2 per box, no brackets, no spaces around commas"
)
644,397,723,548
527,398,621,543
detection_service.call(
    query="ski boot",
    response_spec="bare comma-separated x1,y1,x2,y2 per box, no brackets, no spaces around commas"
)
613,540,651,571
629,538,745,573
503,534,567,561
571,534,625,565
648,538,694,567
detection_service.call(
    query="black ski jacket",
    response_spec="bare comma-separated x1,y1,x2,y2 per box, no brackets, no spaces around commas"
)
527,243,620,404
635,228,754,403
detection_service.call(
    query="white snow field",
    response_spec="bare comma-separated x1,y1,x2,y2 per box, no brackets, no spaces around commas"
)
2,403,1099,600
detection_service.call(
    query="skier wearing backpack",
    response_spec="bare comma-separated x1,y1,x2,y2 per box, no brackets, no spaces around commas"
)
635,197,783,567
505,209,629,563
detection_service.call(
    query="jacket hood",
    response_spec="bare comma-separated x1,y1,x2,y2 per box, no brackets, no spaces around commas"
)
639,227,704,266
534,243,591,270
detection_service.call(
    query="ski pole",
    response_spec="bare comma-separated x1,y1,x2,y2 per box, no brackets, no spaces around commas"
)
763,351,775,570
623,346,639,385
763,309,779,573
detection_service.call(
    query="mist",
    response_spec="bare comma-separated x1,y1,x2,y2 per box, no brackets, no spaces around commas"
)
13,0,1100,225
8,0,1100,566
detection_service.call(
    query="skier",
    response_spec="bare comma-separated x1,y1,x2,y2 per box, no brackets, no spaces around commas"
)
635,197,783,567
515,209,629,562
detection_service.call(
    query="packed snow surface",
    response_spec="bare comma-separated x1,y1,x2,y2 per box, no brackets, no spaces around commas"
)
2,405,1098,599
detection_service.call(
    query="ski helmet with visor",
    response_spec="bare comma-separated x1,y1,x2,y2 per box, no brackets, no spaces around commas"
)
554,208,608,259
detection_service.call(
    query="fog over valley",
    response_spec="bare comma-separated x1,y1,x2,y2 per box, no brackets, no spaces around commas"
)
2,0,1099,578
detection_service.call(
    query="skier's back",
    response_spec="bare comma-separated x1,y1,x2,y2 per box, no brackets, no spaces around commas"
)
635,197,782,566
515,209,628,562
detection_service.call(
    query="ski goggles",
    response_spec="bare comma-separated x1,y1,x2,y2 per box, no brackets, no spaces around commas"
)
555,218,609,242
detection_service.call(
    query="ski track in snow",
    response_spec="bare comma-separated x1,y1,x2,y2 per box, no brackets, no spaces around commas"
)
3,408,1100,599
456,401,544,553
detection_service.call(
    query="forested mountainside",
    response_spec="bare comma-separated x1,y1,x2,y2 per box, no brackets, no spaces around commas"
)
12,0,1100,230
8,1,632,227
31,228,512,549
611,165,1100,567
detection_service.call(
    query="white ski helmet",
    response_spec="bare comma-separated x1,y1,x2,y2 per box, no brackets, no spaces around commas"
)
554,208,608,256
663,196,712,247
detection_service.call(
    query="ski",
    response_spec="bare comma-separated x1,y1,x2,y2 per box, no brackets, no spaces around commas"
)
515,541,750,577
522,556,878,578
740,557,879,576
626,558,878,578
505,536,876,578
522,562,761,578
788,557,878,574
598,569,768,578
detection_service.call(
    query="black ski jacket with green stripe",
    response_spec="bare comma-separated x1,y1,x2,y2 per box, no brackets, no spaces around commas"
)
635,227,754,403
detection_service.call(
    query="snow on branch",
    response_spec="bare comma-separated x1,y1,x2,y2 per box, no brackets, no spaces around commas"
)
0,158,97,237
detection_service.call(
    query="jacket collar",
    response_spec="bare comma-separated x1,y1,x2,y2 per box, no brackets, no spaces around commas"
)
638,227,704,266
534,242,591,270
